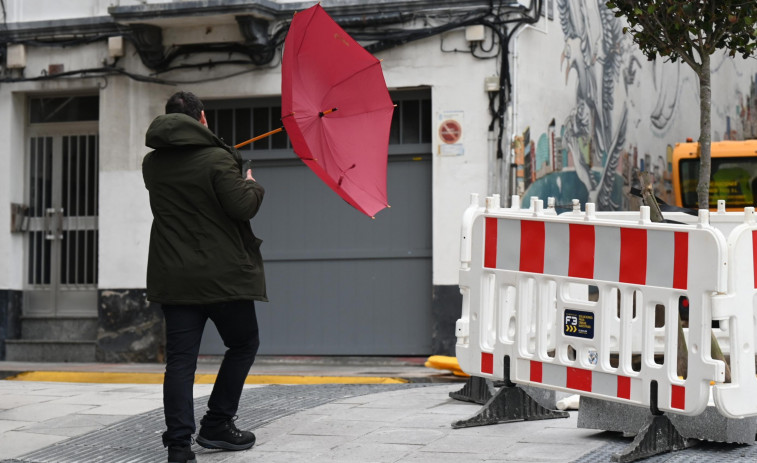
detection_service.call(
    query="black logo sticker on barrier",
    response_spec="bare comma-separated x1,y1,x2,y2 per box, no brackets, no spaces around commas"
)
564,309,594,339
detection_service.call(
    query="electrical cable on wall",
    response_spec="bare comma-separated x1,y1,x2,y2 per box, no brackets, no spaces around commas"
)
0,0,543,140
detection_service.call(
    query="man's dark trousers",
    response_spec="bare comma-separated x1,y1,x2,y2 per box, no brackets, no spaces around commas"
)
161,301,260,447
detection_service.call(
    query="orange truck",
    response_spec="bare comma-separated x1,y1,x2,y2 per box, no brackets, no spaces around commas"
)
672,139,757,210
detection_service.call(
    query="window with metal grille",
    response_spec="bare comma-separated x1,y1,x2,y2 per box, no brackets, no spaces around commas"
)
29,96,99,124
204,89,431,159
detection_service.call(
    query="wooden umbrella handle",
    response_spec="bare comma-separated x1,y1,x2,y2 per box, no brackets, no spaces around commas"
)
234,126,284,149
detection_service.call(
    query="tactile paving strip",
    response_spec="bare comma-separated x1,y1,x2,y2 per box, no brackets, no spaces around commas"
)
4,383,426,463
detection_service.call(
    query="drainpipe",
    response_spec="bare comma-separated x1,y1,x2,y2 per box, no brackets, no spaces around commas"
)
502,7,547,207
487,130,497,199
501,27,523,207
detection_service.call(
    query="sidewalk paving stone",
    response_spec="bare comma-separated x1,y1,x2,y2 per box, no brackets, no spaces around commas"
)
284,417,387,437
0,394,62,410
75,398,172,416
0,419,35,434
0,403,95,423
0,430,70,459
18,414,128,437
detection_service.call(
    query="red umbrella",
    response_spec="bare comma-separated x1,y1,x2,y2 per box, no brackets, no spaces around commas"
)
236,4,394,218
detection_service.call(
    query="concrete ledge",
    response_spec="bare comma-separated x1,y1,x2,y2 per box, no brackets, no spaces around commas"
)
21,317,97,342
0,290,22,361
5,340,96,362
577,395,757,444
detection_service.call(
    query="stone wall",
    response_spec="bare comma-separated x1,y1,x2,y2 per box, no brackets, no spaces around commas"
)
431,285,462,356
96,289,164,363
0,290,22,360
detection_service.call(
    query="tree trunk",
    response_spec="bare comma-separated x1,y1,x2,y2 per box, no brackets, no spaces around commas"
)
695,55,730,382
696,53,712,209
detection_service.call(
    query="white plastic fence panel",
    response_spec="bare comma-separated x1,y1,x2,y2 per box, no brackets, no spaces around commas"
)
712,208,757,418
592,206,750,359
457,196,728,416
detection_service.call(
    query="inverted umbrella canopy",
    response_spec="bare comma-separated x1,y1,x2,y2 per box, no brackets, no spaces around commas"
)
281,4,394,218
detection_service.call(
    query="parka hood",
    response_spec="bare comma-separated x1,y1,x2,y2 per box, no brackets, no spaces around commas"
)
145,113,224,150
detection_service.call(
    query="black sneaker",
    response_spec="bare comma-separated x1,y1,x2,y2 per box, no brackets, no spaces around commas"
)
167,444,196,463
196,416,256,451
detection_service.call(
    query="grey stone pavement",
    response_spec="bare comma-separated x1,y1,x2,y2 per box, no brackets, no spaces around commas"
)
0,358,750,462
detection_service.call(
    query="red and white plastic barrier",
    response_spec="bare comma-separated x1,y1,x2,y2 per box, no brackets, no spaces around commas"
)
456,194,732,416
590,201,757,418
710,208,757,418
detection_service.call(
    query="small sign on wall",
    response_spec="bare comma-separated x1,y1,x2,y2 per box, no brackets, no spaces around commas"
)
10,203,28,233
437,110,464,156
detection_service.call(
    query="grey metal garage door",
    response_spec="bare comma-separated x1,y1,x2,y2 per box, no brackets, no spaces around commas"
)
200,90,432,355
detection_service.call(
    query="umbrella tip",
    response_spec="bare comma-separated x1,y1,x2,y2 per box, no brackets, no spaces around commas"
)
387,204,392,208
371,216,375,220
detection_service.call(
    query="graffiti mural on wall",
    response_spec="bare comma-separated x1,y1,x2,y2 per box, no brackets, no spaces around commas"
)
735,73,757,140
516,0,756,211
517,0,629,210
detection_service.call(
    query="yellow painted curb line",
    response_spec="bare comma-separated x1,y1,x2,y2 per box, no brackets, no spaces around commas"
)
5,371,408,385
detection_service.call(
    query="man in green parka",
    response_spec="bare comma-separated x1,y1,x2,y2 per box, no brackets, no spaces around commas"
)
143,91,266,463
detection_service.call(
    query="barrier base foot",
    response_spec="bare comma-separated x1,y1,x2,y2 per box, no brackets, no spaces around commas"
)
451,384,569,428
449,376,496,405
611,414,696,462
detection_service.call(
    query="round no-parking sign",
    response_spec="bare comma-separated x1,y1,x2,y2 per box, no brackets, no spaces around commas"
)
438,119,462,144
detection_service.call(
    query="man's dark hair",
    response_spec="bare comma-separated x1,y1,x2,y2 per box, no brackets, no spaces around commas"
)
165,91,204,121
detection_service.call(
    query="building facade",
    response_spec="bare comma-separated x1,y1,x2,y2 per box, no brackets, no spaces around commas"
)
0,0,755,361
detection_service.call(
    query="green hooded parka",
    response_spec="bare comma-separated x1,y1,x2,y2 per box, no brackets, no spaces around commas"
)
142,113,267,304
